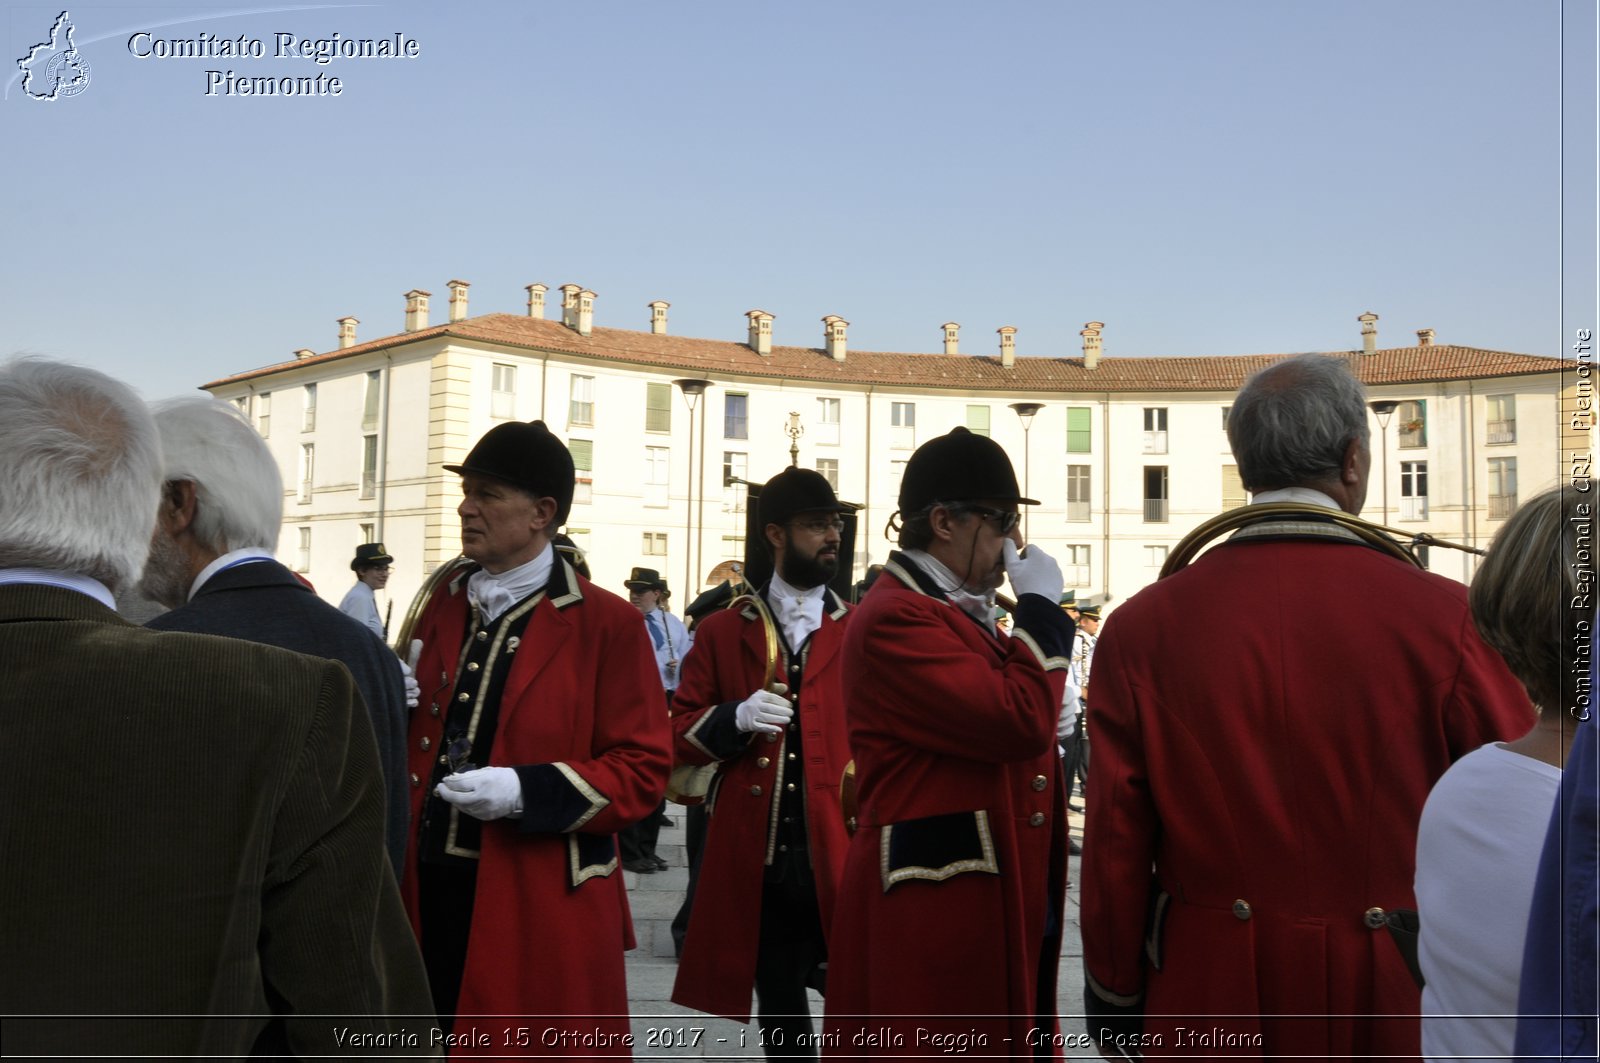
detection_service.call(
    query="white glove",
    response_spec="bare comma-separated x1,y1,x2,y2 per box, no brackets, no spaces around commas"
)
436,766,523,820
399,661,420,710
735,684,793,734
1003,539,1064,604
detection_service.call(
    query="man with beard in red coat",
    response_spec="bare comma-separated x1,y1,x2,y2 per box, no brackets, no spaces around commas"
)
401,420,671,1056
671,467,856,1058
823,427,1075,1058
1081,354,1531,1058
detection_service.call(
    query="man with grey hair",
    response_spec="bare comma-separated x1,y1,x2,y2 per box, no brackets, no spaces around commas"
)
0,358,433,1056
141,395,414,874
1080,353,1530,1058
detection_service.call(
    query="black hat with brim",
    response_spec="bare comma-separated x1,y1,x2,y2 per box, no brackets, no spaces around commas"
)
444,420,576,525
624,566,669,594
351,542,394,571
684,580,735,621
898,426,1038,515
759,466,856,527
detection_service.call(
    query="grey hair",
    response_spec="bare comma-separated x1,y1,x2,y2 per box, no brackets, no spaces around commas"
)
149,396,282,554
1228,353,1371,492
0,357,163,593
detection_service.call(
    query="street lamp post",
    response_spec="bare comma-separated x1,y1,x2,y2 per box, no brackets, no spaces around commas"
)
1369,400,1399,525
785,411,804,468
674,378,712,596
1008,402,1044,537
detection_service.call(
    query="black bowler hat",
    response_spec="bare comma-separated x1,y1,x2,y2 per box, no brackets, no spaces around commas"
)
351,542,393,571
444,420,576,525
898,426,1038,515
759,467,856,527
624,566,669,594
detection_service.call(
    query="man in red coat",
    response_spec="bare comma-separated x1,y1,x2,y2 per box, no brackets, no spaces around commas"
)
1081,354,1533,1058
401,420,671,1056
671,467,856,1057
823,427,1075,1058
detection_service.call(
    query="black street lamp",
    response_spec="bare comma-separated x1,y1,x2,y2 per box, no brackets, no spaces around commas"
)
674,378,712,594
1008,402,1044,537
1370,400,1399,525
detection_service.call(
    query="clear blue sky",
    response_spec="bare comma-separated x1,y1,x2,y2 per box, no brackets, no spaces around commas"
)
2,0,1591,401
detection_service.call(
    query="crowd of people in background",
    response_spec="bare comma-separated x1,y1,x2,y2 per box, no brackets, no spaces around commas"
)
0,351,1592,1060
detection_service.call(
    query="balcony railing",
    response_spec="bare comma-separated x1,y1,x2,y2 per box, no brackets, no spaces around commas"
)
1066,500,1090,522
1063,565,1091,589
1488,493,1516,519
1399,496,1428,521
1142,431,1168,454
1486,419,1516,444
1144,498,1169,522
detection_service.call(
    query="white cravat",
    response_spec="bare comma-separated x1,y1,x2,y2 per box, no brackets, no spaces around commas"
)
767,570,826,650
467,545,553,623
901,549,996,632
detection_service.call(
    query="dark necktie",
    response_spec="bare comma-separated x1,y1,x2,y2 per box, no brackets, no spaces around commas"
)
646,611,665,649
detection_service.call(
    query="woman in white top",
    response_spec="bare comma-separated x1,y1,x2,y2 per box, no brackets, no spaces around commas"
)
1415,485,1583,1061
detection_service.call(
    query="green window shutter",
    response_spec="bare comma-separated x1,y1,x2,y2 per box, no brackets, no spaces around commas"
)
569,438,594,472
1066,407,1092,452
645,383,671,433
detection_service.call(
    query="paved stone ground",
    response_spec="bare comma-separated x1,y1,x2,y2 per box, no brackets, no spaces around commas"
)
622,803,1092,1059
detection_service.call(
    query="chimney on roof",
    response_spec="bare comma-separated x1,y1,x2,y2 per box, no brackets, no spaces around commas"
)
559,284,581,329
447,279,470,323
1417,328,1436,347
824,316,847,362
942,322,960,355
295,348,316,360
1358,311,1379,354
998,326,1017,368
649,300,670,335
576,290,596,336
404,290,430,333
338,316,359,348
525,283,548,319
1081,321,1105,370
746,309,774,355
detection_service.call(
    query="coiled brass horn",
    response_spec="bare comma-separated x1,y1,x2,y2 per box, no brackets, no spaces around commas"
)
664,587,784,805
1160,502,1485,580
392,555,475,654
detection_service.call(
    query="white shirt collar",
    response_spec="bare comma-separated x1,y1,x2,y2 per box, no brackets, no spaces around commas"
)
1250,486,1343,511
189,548,276,601
468,544,554,623
768,569,827,607
0,568,117,611
900,548,997,632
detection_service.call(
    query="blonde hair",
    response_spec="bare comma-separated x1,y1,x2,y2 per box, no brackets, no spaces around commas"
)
1469,484,1585,714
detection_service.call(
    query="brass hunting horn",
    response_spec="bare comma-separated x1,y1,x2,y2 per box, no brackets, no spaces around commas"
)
1160,502,1484,580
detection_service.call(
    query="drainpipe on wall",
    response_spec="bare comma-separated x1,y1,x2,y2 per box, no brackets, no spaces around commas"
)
1101,393,1112,602
539,355,549,423
1465,380,1478,573
376,354,392,544
863,385,874,573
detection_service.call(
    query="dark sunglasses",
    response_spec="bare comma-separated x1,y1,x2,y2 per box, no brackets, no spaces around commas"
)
960,506,1021,535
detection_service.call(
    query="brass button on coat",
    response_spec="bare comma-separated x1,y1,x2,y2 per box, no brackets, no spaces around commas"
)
1363,907,1387,929
1028,812,1045,827
750,785,763,796
756,757,770,768
1233,900,1253,920
475,630,488,642
765,733,778,743
420,737,431,751
429,704,440,717
466,662,480,672
457,692,470,703
786,783,796,792
409,773,420,787
1031,774,1048,791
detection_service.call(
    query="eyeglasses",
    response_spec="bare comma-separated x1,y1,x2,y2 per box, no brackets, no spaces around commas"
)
960,506,1021,535
789,517,846,534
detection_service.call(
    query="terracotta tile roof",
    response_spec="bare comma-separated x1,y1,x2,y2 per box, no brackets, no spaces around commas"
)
204,313,1566,393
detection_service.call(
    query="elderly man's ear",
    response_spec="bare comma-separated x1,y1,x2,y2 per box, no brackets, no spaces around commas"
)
157,479,199,535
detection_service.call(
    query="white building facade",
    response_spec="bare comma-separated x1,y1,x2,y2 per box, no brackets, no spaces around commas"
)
204,282,1578,632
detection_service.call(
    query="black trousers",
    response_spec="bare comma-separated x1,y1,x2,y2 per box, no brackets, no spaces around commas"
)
753,856,828,1060
670,802,709,955
417,861,478,1031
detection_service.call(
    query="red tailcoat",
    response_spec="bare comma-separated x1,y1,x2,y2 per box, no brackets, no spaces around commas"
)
822,555,1073,1058
401,558,671,1056
1082,537,1533,1058
669,590,854,1021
